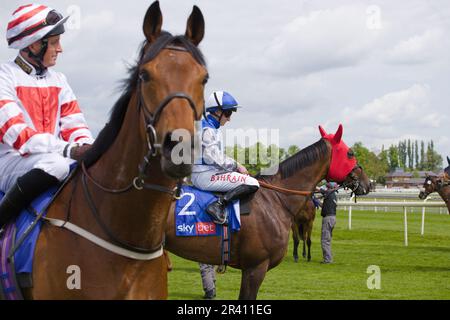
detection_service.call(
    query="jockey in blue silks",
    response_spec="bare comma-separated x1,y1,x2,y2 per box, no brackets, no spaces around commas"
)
191,91,259,224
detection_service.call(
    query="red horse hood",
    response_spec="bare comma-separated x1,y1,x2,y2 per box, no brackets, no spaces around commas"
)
319,124,357,182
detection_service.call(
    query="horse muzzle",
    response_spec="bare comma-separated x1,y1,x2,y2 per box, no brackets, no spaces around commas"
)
160,131,194,179
418,191,428,200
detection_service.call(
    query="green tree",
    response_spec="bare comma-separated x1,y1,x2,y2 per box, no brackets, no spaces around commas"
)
420,141,425,170
407,139,413,169
377,146,389,183
414,140,419,169
425,140,442,171
388,145,399,171
352,142,386,182
287,145,300,157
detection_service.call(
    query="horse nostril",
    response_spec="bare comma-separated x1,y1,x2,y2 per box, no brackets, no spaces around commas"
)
162,132,177,159
162,131,194,163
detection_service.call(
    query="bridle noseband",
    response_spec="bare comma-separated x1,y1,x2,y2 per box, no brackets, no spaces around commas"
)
422,177,450,203
136,88,200,184
341,164,363,194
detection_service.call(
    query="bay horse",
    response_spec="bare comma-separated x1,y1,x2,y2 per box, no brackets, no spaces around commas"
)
444,156,450,182
164,124,371,299
292,197,316,262
22,1,207,299
419,175,450,214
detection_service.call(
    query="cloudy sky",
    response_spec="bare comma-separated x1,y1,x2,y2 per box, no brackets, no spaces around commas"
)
1,0,449,164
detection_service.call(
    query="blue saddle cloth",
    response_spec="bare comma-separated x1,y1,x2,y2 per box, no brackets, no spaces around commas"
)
0,187,57,299
175,185,241,236
0,187,57,270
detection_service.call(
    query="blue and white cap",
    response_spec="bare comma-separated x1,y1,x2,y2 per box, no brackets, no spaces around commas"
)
206,91,242,113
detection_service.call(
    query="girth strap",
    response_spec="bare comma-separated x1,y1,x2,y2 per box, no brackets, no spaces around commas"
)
44,217,164,261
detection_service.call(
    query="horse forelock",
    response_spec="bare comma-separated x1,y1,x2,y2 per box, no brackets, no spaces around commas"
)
140,31,206,67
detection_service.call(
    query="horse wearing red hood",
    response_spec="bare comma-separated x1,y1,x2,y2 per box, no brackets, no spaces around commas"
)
319,124,357,182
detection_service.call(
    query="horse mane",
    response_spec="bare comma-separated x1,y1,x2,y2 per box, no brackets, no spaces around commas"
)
82,31,206,167
278,139,329,179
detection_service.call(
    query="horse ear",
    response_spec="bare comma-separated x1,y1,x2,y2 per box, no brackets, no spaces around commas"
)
319,125,327,138
185,5,204,46
333,124,343,144
447,156,450,165
143,1,163,44
425,173,429,177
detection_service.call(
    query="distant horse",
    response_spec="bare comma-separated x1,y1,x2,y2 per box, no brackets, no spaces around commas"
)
444,156,450,182
419,175,450,214
292,197,316,262
22,1,207,299
165,124,371,299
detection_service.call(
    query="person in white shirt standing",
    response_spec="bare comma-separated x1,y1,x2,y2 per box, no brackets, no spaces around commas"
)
0,4,94,232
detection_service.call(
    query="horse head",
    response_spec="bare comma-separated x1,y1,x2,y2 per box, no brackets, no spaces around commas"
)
419,175,441,199
444,156,450,181
319,124,370,195
138,1,208,179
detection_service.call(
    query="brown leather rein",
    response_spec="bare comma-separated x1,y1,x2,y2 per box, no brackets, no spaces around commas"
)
257,180,313,196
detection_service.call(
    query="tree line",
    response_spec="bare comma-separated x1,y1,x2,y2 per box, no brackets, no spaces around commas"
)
226,139,443,183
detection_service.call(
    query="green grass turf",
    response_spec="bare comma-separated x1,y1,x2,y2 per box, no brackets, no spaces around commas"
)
167,209,450,300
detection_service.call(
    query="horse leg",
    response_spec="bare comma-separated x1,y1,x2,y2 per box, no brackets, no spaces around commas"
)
307,222,312,261
238,260,269,300
302,240,306,259
300,224,306,259
307,237,312,261
292,225,299,263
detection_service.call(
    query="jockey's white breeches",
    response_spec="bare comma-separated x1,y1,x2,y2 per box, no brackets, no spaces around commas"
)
0,152,75,192
191,170,260,193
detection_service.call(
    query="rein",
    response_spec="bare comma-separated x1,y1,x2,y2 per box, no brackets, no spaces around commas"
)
257,164,363,197
257,180,312,196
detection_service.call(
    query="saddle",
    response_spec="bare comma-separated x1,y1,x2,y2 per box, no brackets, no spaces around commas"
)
174,185,252,237
174,185,252,268
0,165,77,300
212,191,252,216
0,187,57,300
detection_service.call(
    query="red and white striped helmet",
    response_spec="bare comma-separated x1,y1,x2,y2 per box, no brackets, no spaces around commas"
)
6,4,69,50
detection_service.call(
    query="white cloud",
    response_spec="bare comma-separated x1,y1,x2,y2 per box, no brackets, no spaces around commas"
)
339,84,447,157
342,84,432,126
386,28,444,64
251,5,383,76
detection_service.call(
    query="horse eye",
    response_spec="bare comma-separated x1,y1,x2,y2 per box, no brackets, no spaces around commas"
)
202,75,209,85
347,150,354,158
139,71,150,82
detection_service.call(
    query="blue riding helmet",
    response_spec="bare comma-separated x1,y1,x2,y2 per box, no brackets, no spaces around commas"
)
206,91,242,113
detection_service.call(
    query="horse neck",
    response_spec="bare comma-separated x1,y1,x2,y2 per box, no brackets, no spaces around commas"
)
82,93,174,249
268,140,331,216
438,185,450,209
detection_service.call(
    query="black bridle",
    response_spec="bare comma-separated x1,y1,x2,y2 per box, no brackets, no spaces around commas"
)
421,177,450,203
135,80,200,186
79,45,204,254
337,164,366,202
341,164,364,193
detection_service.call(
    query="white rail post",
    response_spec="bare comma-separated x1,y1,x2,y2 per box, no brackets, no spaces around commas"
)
421,206,426,236
348,206,352,230
404,206,408,247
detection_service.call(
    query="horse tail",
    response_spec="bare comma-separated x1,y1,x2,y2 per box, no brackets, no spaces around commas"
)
298,223,305,241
